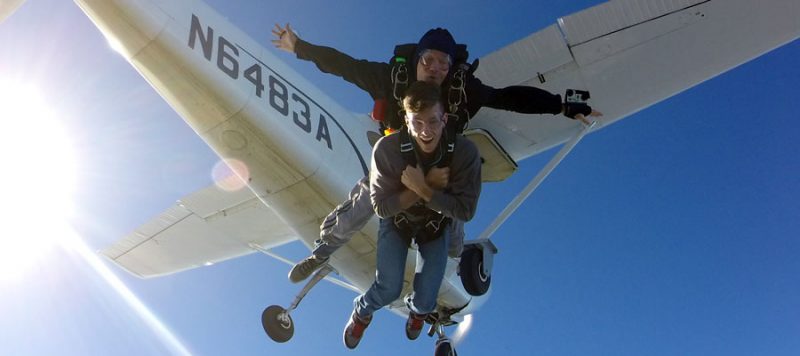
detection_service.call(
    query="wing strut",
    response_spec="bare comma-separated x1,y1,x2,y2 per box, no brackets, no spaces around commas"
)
248,242,361,293
474,120,597,241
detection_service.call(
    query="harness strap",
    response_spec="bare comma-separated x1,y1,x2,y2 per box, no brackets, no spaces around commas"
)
399,127,454,169
391,61,408,104
446,67,470,133
399,128,417,167
393,211,451,246
393,128,455,245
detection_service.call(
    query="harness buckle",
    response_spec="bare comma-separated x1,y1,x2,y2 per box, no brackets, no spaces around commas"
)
425,219,440,232
394,214,409,228
445,112,460,126
447,68,469,131
392,63,408,102
425,214,446,232
448,68,467,110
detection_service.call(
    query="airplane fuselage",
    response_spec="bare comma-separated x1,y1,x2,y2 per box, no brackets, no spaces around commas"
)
76,0,484,317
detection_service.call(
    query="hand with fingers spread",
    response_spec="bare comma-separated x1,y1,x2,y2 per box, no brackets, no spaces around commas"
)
572,110,603,125
563,103,603,120
271,23,298,54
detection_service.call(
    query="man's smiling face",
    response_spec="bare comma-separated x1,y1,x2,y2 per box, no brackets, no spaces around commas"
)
406,102,446,154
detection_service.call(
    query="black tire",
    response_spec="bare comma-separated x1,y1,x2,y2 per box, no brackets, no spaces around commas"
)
435,337,457,356
261,305,294,343
459,247,491,296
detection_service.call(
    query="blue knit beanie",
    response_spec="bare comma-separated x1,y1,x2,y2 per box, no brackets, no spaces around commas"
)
416,28,456,60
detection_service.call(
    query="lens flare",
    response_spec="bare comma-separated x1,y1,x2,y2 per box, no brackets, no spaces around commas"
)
211,158,249,191
451,314,473,346
60,227,193,356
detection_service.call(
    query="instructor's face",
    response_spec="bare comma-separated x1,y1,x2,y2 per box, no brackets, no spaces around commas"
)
406,103,445,154
416,49,451,86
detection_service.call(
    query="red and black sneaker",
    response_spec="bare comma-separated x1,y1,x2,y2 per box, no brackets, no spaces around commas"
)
405,312,427,340
343,310,372,349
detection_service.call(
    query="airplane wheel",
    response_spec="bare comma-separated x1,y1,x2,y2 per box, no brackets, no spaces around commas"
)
459,247,491,296
261,305,294,343
434,337,458,356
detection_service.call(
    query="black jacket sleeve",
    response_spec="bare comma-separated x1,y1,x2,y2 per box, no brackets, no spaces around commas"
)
295,39,391,100
464,75,563,116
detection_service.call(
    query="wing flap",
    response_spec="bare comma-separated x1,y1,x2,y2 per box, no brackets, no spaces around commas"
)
102,184,298,278
559,0,708,47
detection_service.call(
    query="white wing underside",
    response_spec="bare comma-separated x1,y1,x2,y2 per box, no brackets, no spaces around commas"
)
102,184,297,278
471,0,799,161
102,0,798,278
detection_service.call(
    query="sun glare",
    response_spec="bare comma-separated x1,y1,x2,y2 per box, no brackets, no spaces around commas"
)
452,314,473,346
0,81,78,282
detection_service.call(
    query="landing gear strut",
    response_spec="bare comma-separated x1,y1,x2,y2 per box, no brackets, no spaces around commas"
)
423,305,466,356
433,323,458,356
261,264,334,343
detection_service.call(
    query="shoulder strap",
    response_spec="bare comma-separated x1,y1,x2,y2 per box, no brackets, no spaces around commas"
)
385,44,417,131
445,44,474,134
438,127,456,168
399,128,417,167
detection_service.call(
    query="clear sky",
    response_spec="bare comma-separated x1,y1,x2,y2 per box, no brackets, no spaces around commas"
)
1,1,798,355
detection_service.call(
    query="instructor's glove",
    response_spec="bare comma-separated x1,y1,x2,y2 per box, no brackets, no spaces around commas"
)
563,102,593,119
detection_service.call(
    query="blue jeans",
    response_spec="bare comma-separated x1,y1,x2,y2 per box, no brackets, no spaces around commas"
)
355,218,449,318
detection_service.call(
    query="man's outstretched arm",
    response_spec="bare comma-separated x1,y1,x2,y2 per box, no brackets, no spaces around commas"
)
271,23,388,99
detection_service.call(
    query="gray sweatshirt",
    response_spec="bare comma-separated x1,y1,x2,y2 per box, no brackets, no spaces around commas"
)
370,132,482,222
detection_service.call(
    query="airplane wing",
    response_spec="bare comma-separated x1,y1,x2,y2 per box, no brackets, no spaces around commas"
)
0,0,26,24
101,184,298,278
471,0,799,162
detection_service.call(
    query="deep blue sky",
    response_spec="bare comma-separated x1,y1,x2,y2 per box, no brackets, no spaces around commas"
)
1,1,798,355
